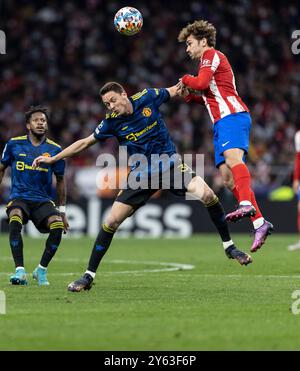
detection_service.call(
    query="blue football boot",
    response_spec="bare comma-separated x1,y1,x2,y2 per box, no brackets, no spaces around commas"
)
10,267,28,285
32,266,50,286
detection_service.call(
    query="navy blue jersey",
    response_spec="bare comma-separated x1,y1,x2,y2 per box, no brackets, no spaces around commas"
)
93,88,178,173
1,135,65,202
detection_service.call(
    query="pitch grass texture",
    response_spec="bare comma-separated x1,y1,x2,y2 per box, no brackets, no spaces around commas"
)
1,234,300,350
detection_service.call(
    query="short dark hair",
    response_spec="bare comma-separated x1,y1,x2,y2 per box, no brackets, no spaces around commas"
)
25,105,49,123
99,82,125,96
178,19,216,47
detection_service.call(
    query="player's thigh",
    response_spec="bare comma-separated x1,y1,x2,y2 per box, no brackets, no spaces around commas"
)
105,201,136,229
218,163,234,190
223,148,245,167
31,202,61,233
217,113,251,167
186,176,215,202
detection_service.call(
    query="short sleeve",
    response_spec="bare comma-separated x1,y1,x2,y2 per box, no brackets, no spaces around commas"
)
147,88,170,107
1,140,13,167
93,120,114,142
53,158,65,176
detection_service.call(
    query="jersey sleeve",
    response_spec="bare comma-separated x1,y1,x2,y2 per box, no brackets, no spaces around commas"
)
52,148,66,176
184,93,205,105
147,88,170,107
1,140,13,167
182,49,219,91
93,119,114,142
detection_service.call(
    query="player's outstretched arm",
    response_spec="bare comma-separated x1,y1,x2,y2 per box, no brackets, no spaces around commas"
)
32,134,98,168
177,79,205,106
166,82,182,98
181,66,214,91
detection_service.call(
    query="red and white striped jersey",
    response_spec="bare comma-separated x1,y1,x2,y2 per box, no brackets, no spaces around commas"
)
182,48,249,124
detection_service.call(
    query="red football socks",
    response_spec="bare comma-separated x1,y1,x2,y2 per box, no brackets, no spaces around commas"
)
231,164,251,203
250,190,263,222
231,164,263,222
232,186,240,202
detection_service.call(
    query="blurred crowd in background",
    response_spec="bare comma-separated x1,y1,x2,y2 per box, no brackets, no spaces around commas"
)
1,0,299,202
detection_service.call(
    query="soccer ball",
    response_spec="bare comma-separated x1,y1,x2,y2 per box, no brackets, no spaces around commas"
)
114,7,143,36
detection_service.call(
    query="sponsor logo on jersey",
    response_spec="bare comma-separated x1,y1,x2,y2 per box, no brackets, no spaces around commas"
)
126,121,158,142
202,59,211,66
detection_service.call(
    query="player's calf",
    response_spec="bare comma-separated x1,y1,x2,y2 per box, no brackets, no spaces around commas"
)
9,214,24,268
39,220,64,268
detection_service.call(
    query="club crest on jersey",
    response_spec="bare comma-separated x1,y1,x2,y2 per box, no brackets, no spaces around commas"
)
42,153,51,157
142,107,152,117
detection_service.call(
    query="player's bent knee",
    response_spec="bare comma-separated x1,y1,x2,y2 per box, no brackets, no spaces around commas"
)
48,215,62,224
225,156,244,169
187,176,203,194
47,216,64,231
202,189,216,204
9,208,23,219
104,217,122,231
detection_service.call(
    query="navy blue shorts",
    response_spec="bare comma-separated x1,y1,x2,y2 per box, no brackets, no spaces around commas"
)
213,112,252,167
6,199,61,233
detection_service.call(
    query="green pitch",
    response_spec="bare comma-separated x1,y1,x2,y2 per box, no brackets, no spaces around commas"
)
1,234,300,350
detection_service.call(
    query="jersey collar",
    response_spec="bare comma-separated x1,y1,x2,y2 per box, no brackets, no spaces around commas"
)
27,134,47,147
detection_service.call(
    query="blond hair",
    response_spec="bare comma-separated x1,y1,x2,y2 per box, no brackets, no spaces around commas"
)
178,20,216,47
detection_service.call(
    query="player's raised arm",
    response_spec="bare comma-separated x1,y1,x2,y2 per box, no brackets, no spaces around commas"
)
181,68,214,91
166,82,182,98
32,134,97,168
177,79,205,105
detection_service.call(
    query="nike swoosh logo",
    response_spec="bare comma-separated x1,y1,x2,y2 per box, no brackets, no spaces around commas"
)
222,141,230,147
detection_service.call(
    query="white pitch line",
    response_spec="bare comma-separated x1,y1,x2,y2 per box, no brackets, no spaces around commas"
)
174,273,300,279
0,259,194,275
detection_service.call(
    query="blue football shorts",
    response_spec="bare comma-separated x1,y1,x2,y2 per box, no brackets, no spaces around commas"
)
213,112,252,168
